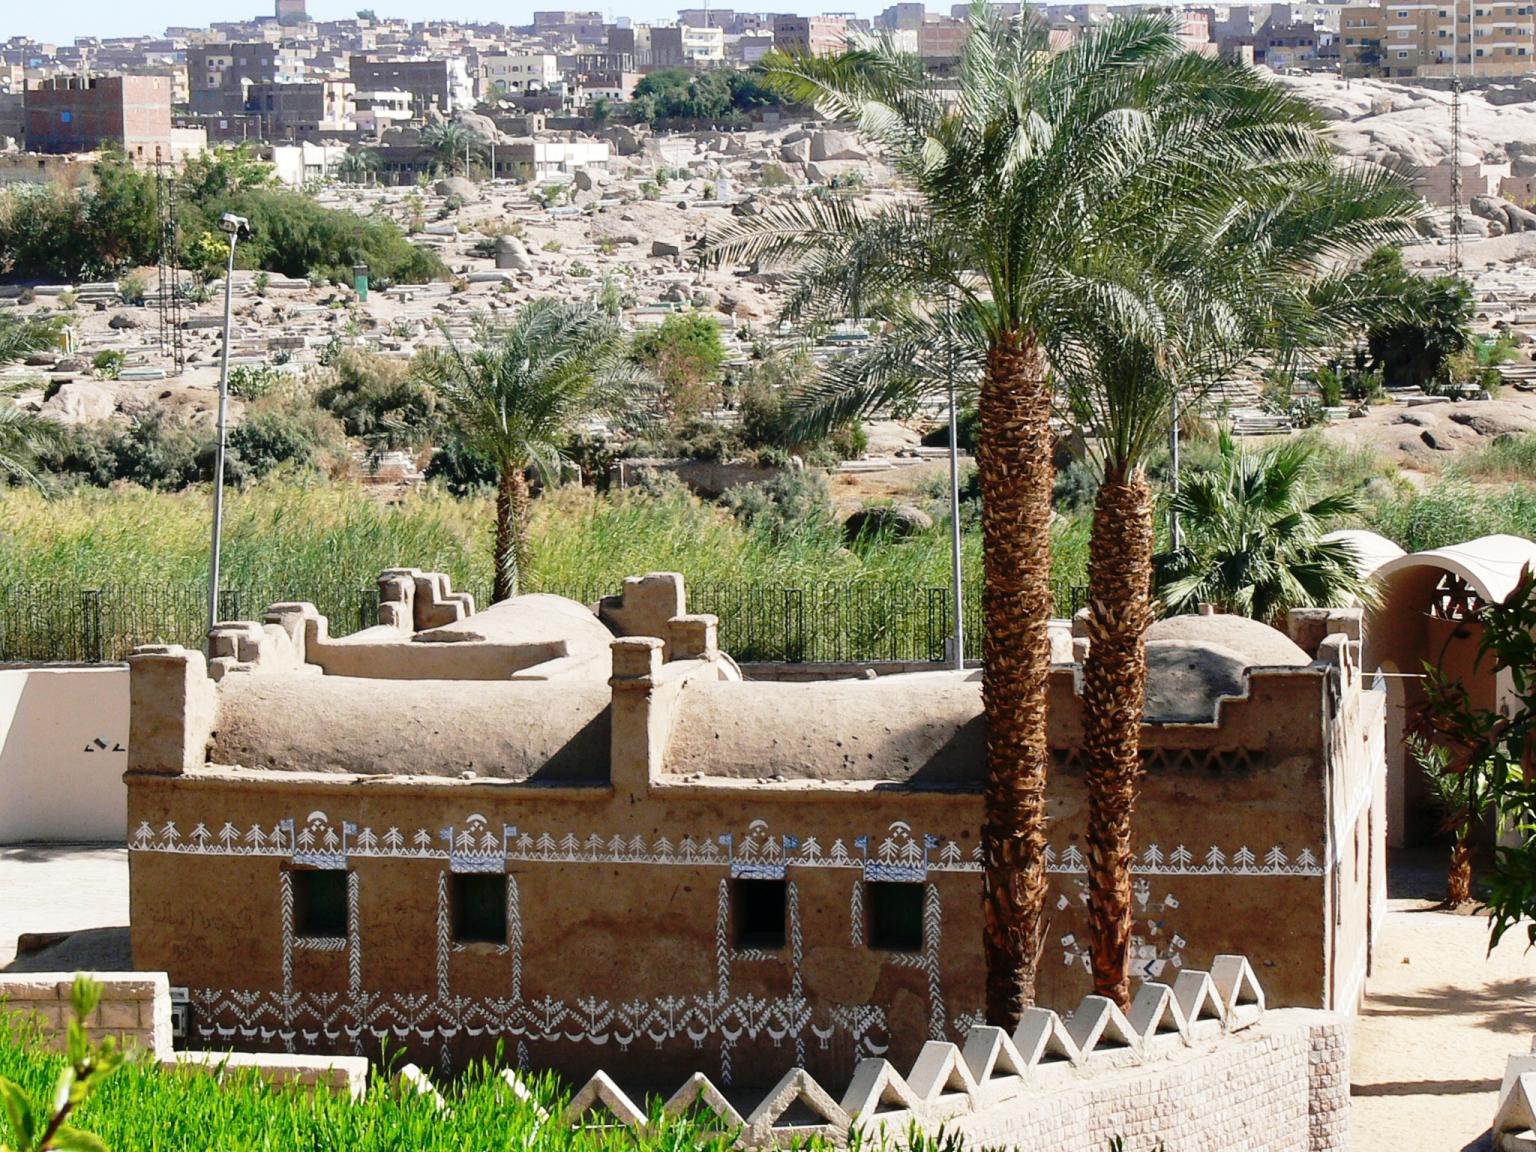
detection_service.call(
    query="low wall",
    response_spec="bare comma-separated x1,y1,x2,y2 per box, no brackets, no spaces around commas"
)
0,966,1347,1150
0,666,128,842
0,972,170,1055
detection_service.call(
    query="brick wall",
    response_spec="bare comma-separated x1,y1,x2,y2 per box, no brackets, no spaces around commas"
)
946,1010,1348,1152
0,972,172,1058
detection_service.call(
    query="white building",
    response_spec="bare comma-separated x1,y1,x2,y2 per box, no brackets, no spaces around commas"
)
351,89,413,135
480,52,561,97
681,25,727,61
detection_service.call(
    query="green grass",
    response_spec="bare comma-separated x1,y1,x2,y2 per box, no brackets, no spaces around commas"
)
0,477,1090,662
1366,480,1536,552
0,1012,734,1152
1443,432,1536,484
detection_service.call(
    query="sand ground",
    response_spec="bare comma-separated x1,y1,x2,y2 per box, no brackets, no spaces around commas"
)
1,844,1532,1149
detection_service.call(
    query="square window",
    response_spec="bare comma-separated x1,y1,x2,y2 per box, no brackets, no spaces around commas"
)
292,869,348,938
867,882,925,951
452,873,508,944
732,878,786,949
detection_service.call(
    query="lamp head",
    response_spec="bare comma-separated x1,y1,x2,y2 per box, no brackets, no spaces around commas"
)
217,213,251,238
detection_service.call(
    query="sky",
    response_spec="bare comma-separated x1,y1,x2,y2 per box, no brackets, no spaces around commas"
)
12,0,891,44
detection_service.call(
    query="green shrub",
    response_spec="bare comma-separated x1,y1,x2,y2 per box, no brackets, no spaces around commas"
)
424,433,497,496
91,350,124,380
721,468,834,543
316,349,436,451
221,403,342,484
227,364,285,400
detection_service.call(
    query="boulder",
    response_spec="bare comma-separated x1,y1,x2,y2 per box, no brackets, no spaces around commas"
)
573,167,606,192
494,235,534,271
651,237,684,258
842,504,933,541
433,176,478,202
810,129,865,162
41,381,115,424
779,139,811,165
454,110,500,145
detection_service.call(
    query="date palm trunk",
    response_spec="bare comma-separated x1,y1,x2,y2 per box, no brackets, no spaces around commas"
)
1082,464,1156,1010
493,464,531,603
979,332,1056,1030
1446,833,1472,908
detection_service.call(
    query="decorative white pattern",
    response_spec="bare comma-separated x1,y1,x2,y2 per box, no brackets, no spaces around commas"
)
131,814,1328,877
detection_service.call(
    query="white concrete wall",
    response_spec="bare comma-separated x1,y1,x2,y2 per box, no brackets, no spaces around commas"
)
0,667,128,843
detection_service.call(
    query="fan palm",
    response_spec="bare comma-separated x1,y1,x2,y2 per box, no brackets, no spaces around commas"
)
708,2,1390,1025
416,300,645,602
1153,431,1371,626
1055,160,1421,1006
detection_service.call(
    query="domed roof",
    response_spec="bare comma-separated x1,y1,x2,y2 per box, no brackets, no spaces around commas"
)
1321,529,1406,580
1145,614,1311,668
1144,639,1251,724
1375,534,1536,604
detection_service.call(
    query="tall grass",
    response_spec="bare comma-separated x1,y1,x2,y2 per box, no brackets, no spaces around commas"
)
1368,480,1536,552
0,479,1091,603
1444,432,1536,484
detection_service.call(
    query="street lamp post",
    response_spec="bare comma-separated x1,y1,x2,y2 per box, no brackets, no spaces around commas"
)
207,212,250,641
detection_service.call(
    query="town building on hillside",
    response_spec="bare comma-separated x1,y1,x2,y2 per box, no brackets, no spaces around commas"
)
24,74,171,159
1341,0,1536,77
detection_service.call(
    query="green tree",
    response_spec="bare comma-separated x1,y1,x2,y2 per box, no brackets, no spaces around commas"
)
416,300,646,601
0,318,63,486
1057,167,1418,1004
629,312,728,429
1153,432,1372,626
1362,247,1474,392
1414,568,1536,947
709,3,1378,1024
337,149,381,185
421,122,482,177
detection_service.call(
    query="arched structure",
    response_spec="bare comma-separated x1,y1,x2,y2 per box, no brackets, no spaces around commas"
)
1359,534,1536,846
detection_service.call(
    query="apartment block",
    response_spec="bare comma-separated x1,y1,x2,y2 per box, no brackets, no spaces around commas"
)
1341,0,1536,76
24,74,172,159
772,15,850,55
481,52,560,96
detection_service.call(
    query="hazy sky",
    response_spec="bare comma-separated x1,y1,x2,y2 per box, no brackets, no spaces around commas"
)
14,0,895,44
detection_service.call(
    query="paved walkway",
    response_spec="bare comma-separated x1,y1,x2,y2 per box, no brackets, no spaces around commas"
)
1,844,1533,1150
0,844,128,968
1351,897,1535,1152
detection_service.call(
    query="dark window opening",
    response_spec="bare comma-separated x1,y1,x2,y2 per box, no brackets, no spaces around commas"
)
867,881,925,952
732,878,786,949
293,869,348,938
452,872,508,944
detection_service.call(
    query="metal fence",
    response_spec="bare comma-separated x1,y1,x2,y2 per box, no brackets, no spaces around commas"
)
0,580,1087,666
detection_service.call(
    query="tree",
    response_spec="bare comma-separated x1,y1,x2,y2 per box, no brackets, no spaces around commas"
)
1362,247,1474,392
1153,432,1372,626
1055,165,1419,1005
629,312,728,429
416,300,645,602
589,98,613,129
1414,567,1536,948
421,121,482,177
0,317,63,486
337,149,381,186
709,3,1355,1025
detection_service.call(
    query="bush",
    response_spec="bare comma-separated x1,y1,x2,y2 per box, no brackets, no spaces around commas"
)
316,349,437,451
220,403,341,484
91,350,125,380
424,433,498,497
39,411,206,490
629,312,728,429
227,364,285,400
721,468,833,543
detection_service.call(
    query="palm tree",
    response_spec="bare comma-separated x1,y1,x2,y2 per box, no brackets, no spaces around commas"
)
421,121,481,177
1055,161,1420,1006
415,300,645,602
337,148,380,186
1153,431,1372,626
0,317,64,484
708,3,1357,1027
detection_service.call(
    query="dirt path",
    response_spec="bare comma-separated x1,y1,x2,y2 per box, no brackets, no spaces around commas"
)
1352,895,1536,1152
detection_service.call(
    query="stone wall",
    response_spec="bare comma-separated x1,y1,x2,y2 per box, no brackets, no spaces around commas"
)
0,972,171,1056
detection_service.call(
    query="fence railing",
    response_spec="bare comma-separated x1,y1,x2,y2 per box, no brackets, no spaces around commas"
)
0,580,1087,666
